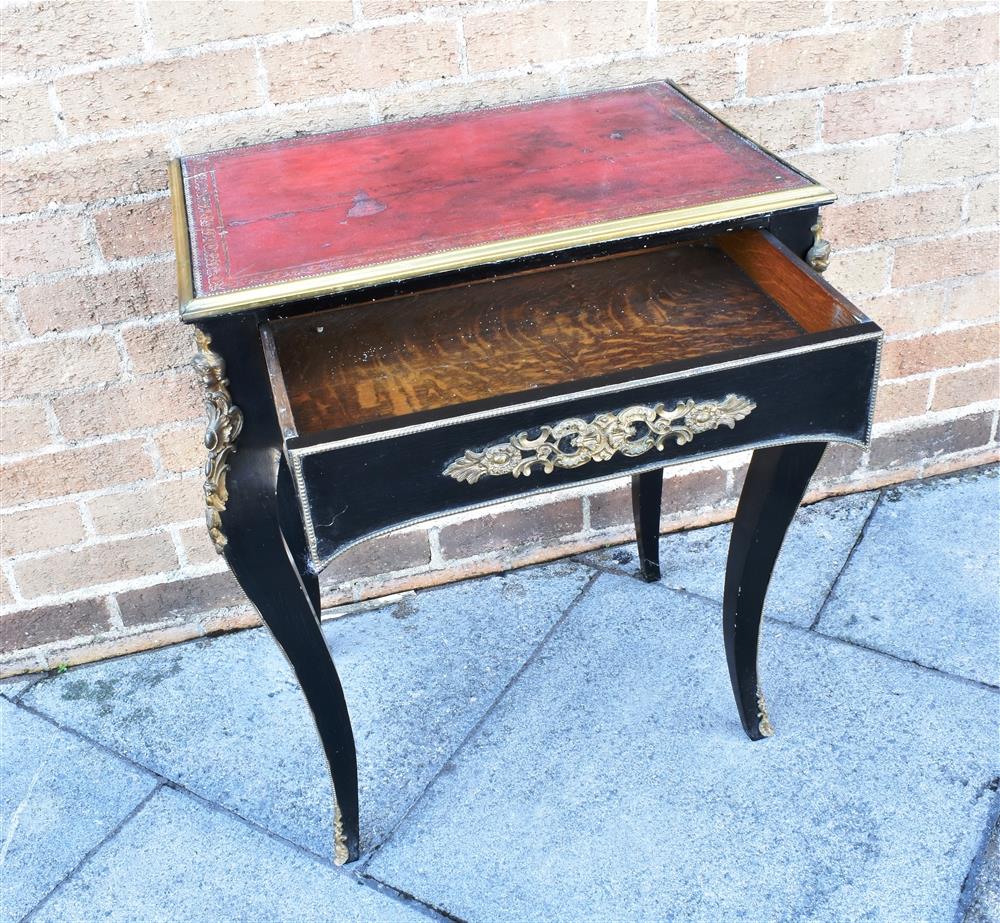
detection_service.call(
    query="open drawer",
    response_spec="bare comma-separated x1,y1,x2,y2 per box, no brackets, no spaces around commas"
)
262,230,881,570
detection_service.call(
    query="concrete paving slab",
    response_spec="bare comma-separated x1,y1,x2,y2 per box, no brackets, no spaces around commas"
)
818,467,1000,686
22,561,594,858
581,491,878,627
0,673,40,700
0,699,157,923
368,572,1000,923
32,786,431,923
966,815,1000,923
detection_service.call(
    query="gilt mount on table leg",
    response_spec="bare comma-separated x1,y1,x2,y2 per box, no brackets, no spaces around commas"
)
192,329,243,553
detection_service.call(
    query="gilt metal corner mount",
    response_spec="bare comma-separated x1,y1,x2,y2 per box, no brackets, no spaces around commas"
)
193,329,244,553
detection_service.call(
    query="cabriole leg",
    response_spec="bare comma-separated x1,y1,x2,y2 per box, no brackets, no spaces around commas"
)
193,328,359,864
221,451,360,864
723,442,826,740
632,468,663,582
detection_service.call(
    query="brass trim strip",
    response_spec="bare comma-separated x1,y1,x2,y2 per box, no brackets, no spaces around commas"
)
168,159,196,311
177,184,834,320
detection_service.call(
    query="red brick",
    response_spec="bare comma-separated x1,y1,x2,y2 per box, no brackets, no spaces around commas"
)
114,571,245,628
57,51,261,134
0,402,52,455
264,23,460,104
0,2,141,73
823,248,891,301
932,364,999,412
747,29,905,94
1,439,155,505
589,466,728,531
94,198,173,261
52,370,202,441
1,216,90,279
1,134,169,215
19,262,175,335
868,412,993,470
0,84,59,147
873,378,930,426
464,2,646,73
791,143,896,197
439,497,582,559
719,97,819,152
86,478,202,535
893,233,1000,288
323,529,431,583
658,1,822,44
859,286,947,337
910,14,998,74
966,177,998,229
946,275,999,324
830,1,941,24
823,76,976,144
812,442,866,482
1,334,121,400
898,127,998,186
121,323,196,375
1,504,87,557
13,532,179,599
148,1,352,49
178,524,219,566
562,48,741,103
822,190,963,251
880,324,999,379
153,425,205,474
1,598,112,653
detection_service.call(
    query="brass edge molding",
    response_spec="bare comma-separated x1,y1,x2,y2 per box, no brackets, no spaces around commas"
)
444,395,756,484
178,185,834,320
806,217,831,273
193,329,244,552
168,160,196,312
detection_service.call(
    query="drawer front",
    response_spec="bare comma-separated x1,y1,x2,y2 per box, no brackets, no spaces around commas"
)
291,334,879,569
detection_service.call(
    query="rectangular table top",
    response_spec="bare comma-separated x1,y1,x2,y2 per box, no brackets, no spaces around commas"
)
174,81,830,319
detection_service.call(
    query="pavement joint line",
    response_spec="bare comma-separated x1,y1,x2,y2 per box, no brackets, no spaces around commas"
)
2,673,46,704
11,696,458,923
954,786,1000,923
357,565,604,874
356,873,468,923
808,487,887,631
800,622,1000,693
19,783,164,923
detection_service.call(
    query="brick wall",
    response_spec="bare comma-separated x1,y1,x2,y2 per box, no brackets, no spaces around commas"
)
2,0,997,676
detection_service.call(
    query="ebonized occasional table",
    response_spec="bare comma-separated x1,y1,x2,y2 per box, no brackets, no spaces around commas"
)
169,81,882,864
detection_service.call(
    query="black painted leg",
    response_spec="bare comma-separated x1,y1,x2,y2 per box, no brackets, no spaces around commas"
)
632,468,663,582
221,449,360,864
723,442,826,741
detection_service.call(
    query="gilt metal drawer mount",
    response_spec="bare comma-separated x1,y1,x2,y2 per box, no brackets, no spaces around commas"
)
444,395,756,484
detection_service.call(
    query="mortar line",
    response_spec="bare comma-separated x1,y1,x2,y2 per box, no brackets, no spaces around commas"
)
357,565,604,873
808,488,885,630
20,783,163,923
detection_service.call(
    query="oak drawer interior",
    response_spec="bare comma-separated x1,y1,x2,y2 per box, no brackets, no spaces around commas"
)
265,230,866,439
